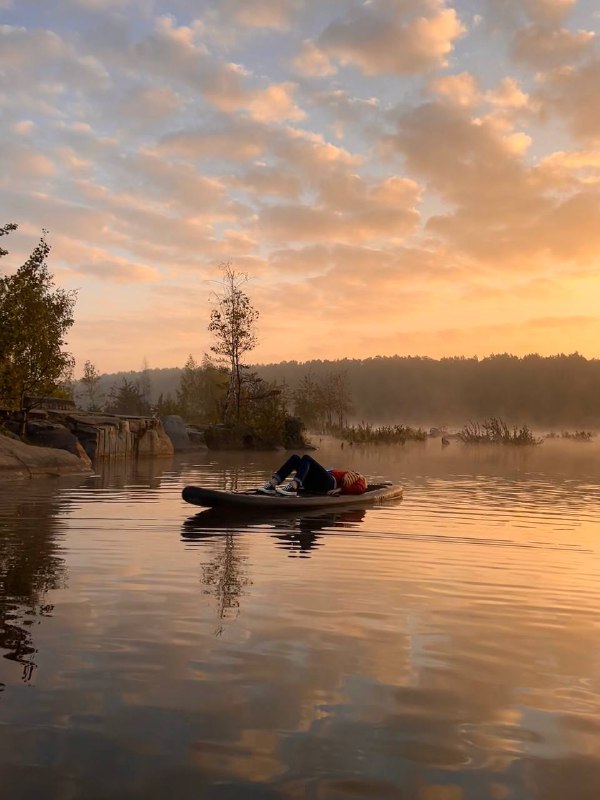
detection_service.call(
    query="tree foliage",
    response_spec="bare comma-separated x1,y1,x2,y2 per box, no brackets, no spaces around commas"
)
176,354,228,424
208,262,259,424
293,370,353,431
0,226,77,411
104,378,151,416
78,360,104,411
138,357,153,408
259,353,600,429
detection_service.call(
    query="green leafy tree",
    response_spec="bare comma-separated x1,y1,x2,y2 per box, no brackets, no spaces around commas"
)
208,263,259,424
78,360,104,411
0,226,77,411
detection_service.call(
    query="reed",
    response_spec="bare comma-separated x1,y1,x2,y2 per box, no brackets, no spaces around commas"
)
336,422,427,445
459,418,542,445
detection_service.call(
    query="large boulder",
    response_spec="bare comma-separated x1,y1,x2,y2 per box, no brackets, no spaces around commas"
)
0,432,93,480
161,415,193,451
204,424,255,450
26,419,82,456
135,422,174,458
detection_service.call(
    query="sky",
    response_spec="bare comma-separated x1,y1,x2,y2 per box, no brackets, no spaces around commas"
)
1,0,599,375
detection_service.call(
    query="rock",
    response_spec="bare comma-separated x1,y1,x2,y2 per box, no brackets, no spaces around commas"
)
0,433,93,480
136,423,174,458
26,419,82,457
161,415,194,451
204,424,258,450
186,426,207,448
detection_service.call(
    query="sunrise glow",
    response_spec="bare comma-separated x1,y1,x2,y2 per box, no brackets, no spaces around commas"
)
1,0,599,373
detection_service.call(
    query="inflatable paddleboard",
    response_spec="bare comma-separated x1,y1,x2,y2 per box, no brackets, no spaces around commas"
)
182,483,403,510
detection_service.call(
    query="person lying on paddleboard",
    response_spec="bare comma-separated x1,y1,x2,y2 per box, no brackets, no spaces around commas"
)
258,453,367,497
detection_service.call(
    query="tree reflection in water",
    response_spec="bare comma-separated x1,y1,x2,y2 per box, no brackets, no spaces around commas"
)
200,533,252,636
0,486,70,684
182,507,366,633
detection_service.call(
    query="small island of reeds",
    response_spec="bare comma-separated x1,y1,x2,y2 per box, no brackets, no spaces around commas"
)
336,422,428,445
458,418,542,445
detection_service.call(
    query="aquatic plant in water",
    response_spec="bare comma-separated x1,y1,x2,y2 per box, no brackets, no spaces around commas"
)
459,418,542,445
337,422,427,445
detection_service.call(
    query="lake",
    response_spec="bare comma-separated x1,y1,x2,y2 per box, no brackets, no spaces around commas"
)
1,438,599,800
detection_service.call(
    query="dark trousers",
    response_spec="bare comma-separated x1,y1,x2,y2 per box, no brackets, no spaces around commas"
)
274,454,336,493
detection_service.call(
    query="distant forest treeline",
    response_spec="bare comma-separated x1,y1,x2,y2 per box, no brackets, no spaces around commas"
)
86,353,600,429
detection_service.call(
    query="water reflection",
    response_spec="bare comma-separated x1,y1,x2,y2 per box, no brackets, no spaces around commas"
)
182,507,367,557
200,532,251,636
0,442,599,799
0,480,74,684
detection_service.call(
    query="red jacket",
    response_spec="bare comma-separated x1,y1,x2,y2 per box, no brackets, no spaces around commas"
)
329,470,367,495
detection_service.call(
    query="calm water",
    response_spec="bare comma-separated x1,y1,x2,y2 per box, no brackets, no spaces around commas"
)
1,439,599,800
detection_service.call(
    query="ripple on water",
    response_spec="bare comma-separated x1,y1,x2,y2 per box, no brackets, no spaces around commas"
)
1,444,600,798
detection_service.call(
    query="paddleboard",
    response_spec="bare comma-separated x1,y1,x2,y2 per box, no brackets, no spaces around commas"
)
181,482,403,510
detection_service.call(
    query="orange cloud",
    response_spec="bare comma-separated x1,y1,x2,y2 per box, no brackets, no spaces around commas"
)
316,0,465,76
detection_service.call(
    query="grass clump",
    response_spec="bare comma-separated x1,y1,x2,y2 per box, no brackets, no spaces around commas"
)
561,430,593,441
459,418,542,445
336,422,427,445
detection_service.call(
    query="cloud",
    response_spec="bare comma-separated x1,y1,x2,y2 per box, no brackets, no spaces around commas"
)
116,86,184,127
258,174,420,245
273,127,363,179
310,89,379,139
518,0,576,25
535,59,600,143
291,40,337,77
3,1,600,369
485,78,529,109
511,24,595,68
158,120,269,162
487,0,576,28
0,24,110,93
11,120,36,135
221,81,305,124
314,0,465,76
59,243,162,283
116,152,227,213
384,100,600,269
0,143,55,180
428,72,480,107
103,16,306,122
232,165,303,200
65,0,141,8
214,0,300,30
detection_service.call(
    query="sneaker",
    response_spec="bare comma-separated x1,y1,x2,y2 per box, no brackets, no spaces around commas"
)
257,476,279,494
276,481,299,496
257,481,277,494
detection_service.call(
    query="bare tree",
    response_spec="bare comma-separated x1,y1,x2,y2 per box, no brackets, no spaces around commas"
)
208,262,259,424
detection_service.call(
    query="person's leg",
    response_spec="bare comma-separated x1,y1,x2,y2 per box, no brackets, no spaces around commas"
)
272,454,301,483
258,454,301,493
295,455,336,493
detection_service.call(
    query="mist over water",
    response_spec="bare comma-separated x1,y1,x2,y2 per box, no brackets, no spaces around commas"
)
1,439,599,799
